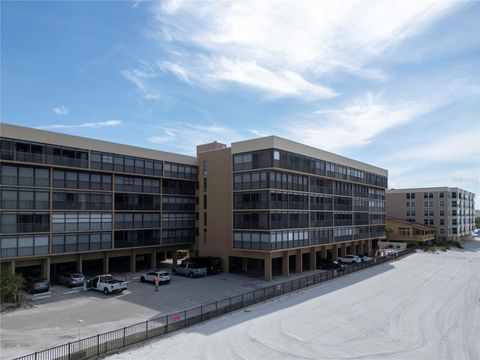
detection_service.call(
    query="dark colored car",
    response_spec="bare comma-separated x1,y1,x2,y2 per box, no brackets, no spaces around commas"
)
317,258,345,271
185,256,222,275
26,277,50,294
58,272,86,287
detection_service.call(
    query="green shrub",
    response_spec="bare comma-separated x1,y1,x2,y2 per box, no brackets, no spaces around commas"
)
0,270,25,306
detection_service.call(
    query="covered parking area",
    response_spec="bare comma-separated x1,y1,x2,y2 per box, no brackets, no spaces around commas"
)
228,239,374,281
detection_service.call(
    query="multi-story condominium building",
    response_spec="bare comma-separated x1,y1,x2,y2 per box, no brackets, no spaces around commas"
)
0,124,388,282
197,136,388,280
386,187,475,241
0,124,197,281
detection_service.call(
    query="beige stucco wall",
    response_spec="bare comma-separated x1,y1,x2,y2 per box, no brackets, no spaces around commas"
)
197,147,232,270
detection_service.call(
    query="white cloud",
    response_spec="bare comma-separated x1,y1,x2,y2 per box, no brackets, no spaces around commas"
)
148,122,243,153
381,128,480,167
280,92,440,151
53,105,69,115
38,120,122,130
122,62,160,100
149,0,460,99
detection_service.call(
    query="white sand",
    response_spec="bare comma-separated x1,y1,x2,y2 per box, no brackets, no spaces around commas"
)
108,240,480,360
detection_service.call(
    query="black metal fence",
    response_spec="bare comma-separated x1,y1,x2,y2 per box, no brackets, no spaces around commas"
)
13,248,416,360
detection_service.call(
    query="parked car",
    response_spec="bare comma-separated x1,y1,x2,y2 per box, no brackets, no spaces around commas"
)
172,262,207,278
357,255,373,262
183,256,222,275
338,255,362,264
317,258,345,271
140,270,171,285
89,274,127,295
58,272,85,287
26,277,50,294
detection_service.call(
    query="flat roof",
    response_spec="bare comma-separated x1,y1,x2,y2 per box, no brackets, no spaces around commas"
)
231,135,388,176
387,187,475,196
0,123,197,166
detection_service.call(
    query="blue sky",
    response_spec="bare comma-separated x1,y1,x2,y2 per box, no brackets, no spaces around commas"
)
2,0,479,206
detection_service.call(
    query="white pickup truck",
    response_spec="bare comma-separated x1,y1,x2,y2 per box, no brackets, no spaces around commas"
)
172,263,207,278
90,274,128,295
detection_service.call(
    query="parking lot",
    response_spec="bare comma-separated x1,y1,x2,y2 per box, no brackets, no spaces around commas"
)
1,264,339,360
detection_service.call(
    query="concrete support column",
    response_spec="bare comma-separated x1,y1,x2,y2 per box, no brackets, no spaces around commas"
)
366,240,373,256
264,256,272,281
320,246,327,259
103,252,109,273
309,248,316,271
332,245,338,260
356,243,362,255
296,250,302,273
130,249,136,273
361,241,366,255
341,243,347,256
10,260,16,274
282,251,289,277
151,248,157,269
43,257,51,282
242,258,248,272
172,250,178,267
77,254,83,273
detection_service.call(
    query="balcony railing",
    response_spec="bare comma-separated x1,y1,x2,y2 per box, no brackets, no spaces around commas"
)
1,150,88,168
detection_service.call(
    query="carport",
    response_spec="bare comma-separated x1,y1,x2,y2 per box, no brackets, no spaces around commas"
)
50,261,76,282
109,256,130,273
82,259,103,276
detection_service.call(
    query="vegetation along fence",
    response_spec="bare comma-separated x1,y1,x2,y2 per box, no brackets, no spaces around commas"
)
14,248,416,360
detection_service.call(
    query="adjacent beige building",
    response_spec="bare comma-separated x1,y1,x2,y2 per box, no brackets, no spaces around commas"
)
386,187,475,241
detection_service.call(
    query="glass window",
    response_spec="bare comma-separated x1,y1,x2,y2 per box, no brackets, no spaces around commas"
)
90,233,101,250
1,189,17,209
1,165,18,185
65,234,77,252
102,175,112,190
35,168,49,187
1,236,17,257
114,156,124,171
18,236,34,256
34,236,49,255
19,167,34,186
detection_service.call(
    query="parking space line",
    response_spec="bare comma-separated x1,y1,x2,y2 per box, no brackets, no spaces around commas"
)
63,290,79,295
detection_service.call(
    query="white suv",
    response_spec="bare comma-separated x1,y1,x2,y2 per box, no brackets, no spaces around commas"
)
338,255,362,264
140,270,171,285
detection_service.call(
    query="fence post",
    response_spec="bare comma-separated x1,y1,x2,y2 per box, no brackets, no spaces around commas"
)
145,320,148,339
97,334,100,356
241,293,244,307
184,310,187,327
68,342,71,360
166,315,169,333
229,296,232,312
35,352,37,360
215,301,218,316
123,327,126,347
